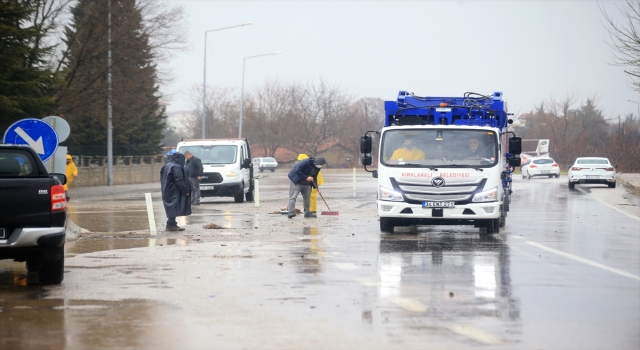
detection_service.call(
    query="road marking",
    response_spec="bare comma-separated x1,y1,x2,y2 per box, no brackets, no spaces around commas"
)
333,263,359,270
354,277,379,286
526,241,640,281
577,187,640,221
390,298,428,312
448,325,502,345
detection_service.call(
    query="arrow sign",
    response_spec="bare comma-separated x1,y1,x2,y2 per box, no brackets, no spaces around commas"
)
3,118,59,162
15,127,45,154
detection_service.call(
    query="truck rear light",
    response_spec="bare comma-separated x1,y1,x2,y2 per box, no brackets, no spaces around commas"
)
571,167,582,171
51,184,66,211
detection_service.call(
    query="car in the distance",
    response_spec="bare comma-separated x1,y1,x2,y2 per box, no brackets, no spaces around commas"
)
253,157,278,172
521,157,560,179
567,157,617,189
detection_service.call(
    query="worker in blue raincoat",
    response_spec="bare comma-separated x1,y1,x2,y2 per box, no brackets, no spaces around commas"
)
160,152,191,231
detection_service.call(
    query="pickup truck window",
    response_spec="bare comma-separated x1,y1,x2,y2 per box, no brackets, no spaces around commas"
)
0,150,38,177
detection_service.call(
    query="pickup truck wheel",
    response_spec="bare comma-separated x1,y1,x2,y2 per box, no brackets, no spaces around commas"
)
26,259,39,272
38,255,64,285
380,218,395,233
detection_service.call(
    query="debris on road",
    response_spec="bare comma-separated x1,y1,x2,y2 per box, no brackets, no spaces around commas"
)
203,222,226,229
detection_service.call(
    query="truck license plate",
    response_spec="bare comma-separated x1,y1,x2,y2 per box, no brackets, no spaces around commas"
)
200,185,214,190
423,201,455,208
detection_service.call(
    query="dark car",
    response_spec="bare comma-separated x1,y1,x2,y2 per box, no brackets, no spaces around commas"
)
0,145,67,285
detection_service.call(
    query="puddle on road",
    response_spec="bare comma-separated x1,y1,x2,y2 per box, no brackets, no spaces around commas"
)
0,298,217,349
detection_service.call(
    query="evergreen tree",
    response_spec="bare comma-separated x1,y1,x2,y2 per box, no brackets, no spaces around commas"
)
58,0,165,156
0,0,59,133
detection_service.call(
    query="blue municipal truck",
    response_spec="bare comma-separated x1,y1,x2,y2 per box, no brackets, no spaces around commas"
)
360,91,522,234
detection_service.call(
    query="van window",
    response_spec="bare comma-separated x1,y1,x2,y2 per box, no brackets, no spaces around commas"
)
178,145,238,165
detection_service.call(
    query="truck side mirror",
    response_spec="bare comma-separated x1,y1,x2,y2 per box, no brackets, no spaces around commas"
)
360,135,372,154
242,158,251,168
509,136,522,155
361,155,372,166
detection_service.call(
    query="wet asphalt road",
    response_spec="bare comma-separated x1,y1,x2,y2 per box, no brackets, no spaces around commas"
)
1,170,639,349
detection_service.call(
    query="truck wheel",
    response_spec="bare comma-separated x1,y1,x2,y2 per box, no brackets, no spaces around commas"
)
503,193,510,214
38,255,64,285
246,181,255,201
380,218,394,233
485,219,500,234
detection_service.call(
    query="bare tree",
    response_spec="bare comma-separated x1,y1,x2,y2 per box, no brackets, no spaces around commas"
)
287,80,351,156
243,81,294,157
187,85,238,138
601,0,640,92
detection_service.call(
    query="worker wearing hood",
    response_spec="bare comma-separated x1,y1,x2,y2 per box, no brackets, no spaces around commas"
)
160,152,192,231
64,154,78,201
297,154,324,214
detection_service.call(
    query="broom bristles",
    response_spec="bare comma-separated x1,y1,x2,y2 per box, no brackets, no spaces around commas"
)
321,211,339,215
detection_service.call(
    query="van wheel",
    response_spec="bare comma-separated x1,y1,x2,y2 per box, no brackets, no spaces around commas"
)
38,255,64,285
270,169,275,172
246,182,255,201
234,190,244,203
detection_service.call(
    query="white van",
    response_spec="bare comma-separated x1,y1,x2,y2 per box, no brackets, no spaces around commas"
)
176,138,254,203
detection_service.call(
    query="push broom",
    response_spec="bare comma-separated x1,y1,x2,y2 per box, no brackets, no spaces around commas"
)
314,181,339,216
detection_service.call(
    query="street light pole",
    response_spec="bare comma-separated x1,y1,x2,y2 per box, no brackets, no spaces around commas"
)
626,98,640,146
239,51,282,138
202,22,252,139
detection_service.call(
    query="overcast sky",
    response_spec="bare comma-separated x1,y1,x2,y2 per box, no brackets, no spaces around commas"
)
163,0,637,120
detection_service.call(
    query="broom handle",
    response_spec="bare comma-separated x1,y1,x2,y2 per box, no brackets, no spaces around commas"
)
313,180,331,211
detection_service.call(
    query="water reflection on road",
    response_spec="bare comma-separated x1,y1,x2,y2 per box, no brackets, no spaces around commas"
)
375,228,520,344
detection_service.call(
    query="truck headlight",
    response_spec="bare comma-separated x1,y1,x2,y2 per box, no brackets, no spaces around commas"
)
224,170,237,177
379,186,404,202
472,187,497,203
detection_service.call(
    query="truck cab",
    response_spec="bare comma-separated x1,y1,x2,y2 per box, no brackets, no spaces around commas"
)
361,91,522,234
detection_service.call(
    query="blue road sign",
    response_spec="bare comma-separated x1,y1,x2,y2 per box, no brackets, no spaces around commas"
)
3,118,59,162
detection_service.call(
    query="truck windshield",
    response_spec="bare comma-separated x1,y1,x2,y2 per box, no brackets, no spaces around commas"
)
178,145,237,165
380,129,498,168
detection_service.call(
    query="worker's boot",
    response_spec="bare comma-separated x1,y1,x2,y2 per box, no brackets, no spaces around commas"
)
287,211,296,219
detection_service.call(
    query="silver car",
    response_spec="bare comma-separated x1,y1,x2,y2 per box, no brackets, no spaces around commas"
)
567,157,617,189
254,157,278,172
521,157,560,179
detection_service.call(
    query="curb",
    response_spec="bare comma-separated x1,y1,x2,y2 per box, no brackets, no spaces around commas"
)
618,176,640,195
